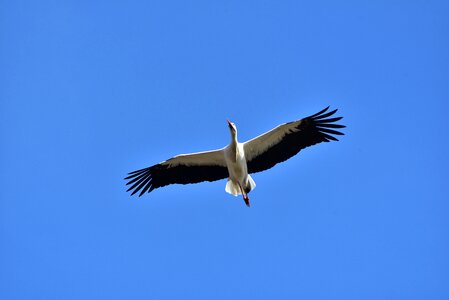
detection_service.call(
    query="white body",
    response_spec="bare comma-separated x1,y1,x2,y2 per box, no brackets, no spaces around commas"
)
224,142,256,196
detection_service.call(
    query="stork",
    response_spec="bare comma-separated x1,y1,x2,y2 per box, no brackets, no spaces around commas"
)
125,106,345,207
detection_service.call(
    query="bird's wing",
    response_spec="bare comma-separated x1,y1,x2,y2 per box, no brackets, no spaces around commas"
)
243,106,345,174
125,149,228,196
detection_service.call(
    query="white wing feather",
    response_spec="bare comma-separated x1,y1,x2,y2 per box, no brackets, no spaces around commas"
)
243,120,303,162
163,149,227,167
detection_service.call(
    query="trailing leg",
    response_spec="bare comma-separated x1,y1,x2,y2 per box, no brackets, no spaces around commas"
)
238,183,250,207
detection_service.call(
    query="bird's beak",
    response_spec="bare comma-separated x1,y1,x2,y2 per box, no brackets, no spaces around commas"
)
227,119,232,127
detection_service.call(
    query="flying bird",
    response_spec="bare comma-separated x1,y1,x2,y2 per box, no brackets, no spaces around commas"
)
125,106,345,207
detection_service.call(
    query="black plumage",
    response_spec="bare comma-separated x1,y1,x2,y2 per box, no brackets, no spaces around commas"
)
125,163,228,197
246,107,345,174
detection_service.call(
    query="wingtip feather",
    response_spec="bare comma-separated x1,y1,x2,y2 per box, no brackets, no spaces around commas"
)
309,106,330,118
320,132,339,141
316,116,343,124
314,108,338,120
128,167,149,175
318,127,344,135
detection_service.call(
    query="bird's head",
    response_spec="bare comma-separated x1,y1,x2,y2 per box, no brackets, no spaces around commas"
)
227,119,237,136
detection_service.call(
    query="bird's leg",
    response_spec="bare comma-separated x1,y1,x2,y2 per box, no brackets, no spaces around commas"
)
238,183,250,207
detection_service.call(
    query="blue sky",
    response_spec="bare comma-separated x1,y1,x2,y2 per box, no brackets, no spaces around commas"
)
1,1,449,299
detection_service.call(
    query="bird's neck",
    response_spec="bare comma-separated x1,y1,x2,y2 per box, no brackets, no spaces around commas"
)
229,133,239,162
230,133,238,147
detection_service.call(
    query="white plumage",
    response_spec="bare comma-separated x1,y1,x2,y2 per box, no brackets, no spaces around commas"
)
125,106,345,207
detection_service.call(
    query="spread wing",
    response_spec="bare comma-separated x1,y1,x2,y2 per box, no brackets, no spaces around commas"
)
243,106,345,174
125,149,229,196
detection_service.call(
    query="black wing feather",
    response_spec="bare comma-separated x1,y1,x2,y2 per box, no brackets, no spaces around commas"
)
124,163,229,197
246,107,345,174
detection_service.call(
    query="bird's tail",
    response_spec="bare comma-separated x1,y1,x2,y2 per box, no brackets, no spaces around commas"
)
225,180,241,196
225,175,257,196
245,174,256,193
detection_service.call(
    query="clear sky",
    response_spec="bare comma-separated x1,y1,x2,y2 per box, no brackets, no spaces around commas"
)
1,1,449,299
